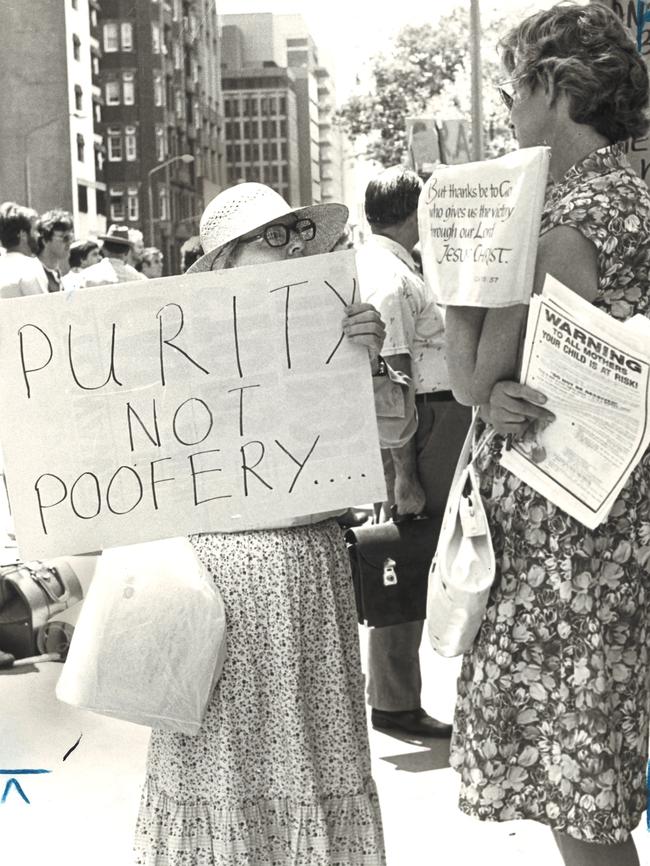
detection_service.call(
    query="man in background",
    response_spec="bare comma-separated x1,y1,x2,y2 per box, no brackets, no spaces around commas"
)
141,247,164,279
356,166,471,738
0,201,48,298
37,209,75,292
83,225,147,286
127,228,145,272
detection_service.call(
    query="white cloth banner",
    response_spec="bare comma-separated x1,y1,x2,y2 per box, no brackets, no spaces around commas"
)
418,146,550,307
500,275,650,528
0,250,386,558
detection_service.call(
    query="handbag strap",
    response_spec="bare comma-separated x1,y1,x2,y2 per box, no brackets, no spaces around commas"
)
449,408,495,494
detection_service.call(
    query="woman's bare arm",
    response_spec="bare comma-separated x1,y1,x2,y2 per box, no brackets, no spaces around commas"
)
445,225,599,407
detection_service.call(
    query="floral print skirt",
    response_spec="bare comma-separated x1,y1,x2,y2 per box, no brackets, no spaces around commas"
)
134,521,385,865
450,442,650,844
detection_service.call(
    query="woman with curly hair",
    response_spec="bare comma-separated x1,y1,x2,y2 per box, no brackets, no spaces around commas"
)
444,5,650,865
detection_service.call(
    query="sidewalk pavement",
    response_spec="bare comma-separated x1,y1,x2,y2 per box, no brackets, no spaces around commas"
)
0,629,647,866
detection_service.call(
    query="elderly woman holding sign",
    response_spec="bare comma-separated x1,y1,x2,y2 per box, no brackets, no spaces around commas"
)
132,183,412,865
442,6,650,866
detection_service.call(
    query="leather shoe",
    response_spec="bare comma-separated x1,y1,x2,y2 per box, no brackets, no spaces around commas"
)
371,707,452,738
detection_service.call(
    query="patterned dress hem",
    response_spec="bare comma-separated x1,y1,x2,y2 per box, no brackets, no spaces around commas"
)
134,778,386,865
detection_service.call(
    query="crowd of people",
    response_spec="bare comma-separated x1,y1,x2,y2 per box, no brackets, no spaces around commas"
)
2,4,650,866
0,200,204,297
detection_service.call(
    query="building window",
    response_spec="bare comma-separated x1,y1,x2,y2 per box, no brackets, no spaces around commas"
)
95,142,105,173
103,23,119,52
76,133,85,162
158,187,169,220
105,80,120,105
77,183,88,213
172,0,180,21
155,125,166,161
72,34,81,61
90,8,97,27
125,126,137,161
174,43,182,70
127,188,139,221
175,89,184,120
121,22,133,51
152,22,161,53
94,101,102,123
122,72,135,105
109,188,125,221
154,73,163,107
107,128,123,161
92,54,99,76
74,84,83,112
96,188,106,216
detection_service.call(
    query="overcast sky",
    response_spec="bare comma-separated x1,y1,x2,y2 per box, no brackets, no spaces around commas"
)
217,0,570,103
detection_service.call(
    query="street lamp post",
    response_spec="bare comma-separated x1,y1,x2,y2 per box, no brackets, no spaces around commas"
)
470,0,484,161
147,153,194,246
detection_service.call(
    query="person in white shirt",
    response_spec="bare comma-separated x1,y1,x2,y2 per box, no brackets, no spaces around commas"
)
61,239,102,291
356,166,472,739
82,224,148,286
0,201,48,299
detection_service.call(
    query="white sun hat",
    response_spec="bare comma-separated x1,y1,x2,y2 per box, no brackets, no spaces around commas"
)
187,183,349,273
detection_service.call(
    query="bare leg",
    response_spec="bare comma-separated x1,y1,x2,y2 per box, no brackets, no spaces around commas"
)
552,830,639,866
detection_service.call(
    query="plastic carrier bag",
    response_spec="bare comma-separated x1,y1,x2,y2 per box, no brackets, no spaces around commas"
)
56,537,226,735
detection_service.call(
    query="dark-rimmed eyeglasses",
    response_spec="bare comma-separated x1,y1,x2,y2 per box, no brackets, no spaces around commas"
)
52,231,75,243
239,218,316,249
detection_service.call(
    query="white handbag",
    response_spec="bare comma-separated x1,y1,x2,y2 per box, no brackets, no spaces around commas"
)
56,537,227,735
426,411,496,657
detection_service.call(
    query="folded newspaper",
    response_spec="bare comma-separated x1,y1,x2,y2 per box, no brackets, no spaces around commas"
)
418,146,551,308
500,275,650,529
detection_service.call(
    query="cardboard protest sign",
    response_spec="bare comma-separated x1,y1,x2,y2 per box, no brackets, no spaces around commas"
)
418,145,550,307
0,250,386,558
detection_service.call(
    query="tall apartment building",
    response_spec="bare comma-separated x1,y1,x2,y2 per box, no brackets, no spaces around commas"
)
0,0,107,237
222,64,301,206
97,0,225,272
221,13,345,207
315,67,345,205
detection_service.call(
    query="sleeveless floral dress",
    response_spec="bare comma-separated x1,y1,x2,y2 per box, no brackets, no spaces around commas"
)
449,145,650,844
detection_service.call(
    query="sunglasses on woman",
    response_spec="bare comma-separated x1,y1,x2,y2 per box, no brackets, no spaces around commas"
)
239,218,316,249
497,80,517,111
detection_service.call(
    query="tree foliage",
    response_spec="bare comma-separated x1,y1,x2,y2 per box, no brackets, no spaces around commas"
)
337,9,511,167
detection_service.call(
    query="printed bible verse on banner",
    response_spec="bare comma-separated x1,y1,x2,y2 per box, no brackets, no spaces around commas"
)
418,146,550,307
0,250,386,559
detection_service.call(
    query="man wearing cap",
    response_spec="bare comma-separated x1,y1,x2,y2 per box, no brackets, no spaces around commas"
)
83,224,148,287
356,166,472,739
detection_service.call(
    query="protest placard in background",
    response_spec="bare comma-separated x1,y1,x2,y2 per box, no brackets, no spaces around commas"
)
0,250,386,559
595,0,650,186
418,145,550,307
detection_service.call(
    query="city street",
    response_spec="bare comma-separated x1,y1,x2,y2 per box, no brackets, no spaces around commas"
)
1,624,648,866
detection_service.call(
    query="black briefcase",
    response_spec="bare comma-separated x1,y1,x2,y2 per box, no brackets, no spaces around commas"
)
345,516,442,628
